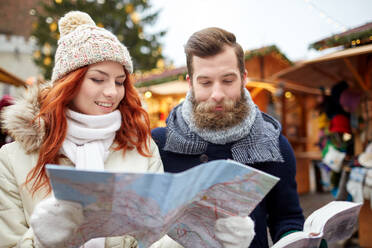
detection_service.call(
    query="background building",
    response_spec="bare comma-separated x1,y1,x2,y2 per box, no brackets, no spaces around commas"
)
0,0,42,96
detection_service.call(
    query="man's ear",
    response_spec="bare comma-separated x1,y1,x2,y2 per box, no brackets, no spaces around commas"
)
186,74,192,89
243,70,248,87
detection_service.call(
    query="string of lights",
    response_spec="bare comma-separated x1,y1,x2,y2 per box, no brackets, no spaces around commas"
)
304,0,348,32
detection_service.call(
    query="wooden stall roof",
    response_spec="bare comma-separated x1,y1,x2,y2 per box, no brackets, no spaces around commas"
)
310,22,372,50
134,67,187,88
134,67,188,95
244,45,293,65
138,80,189,95
0,67,27,87
271,44,372,95
135,45,292,89
247,78,322,95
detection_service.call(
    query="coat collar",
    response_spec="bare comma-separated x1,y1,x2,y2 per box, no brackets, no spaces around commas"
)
1,82,51,153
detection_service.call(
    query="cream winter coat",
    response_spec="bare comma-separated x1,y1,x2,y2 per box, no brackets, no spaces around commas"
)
0,85,180,248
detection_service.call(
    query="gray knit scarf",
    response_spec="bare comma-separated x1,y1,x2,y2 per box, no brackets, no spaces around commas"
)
182,89,257,144
164,89,284,164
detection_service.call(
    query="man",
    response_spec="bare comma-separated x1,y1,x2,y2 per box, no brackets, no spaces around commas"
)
152,27,304,247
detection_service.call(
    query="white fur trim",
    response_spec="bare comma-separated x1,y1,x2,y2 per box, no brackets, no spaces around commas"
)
1,82,50,153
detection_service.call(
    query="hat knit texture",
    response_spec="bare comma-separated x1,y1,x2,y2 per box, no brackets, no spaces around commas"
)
51,11,133,83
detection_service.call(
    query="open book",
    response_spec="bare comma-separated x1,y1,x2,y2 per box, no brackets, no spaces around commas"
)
272,201,362,248
46,159,279,248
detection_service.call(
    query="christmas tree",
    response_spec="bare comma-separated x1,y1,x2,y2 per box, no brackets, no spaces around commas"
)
31,0,166,80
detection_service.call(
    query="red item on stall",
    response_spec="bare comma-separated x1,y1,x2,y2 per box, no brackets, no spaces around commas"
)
329,114,351,134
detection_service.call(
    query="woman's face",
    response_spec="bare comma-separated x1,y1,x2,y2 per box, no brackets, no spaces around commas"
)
70,61,126,115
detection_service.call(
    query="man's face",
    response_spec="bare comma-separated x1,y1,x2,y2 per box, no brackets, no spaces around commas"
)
188,46,245,105
187,46,249,130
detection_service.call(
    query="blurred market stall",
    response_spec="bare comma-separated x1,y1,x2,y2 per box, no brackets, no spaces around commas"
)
272,21,372,247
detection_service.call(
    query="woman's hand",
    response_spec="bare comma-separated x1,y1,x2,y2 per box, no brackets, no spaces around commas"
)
215,216,255,248
30,197,84,248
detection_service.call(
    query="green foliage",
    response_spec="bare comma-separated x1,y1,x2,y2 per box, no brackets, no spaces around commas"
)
135,72,187,88
244,45,293,65
309,29,372,51
31,0,166,80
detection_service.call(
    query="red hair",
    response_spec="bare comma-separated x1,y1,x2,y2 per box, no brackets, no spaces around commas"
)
26,66,151,195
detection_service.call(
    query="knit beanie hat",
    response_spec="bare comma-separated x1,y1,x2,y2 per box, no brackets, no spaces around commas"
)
51,11,133,83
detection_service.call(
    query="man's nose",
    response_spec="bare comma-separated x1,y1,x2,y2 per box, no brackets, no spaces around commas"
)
210,83,225,102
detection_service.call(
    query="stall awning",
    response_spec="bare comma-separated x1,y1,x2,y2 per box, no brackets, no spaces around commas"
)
271,44,372,96
138,80,189,95
0,67,27,87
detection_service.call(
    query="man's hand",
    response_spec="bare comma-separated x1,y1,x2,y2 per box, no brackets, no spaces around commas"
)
215,216,255,248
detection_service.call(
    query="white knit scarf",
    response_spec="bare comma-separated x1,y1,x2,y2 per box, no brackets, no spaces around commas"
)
60,109,122,248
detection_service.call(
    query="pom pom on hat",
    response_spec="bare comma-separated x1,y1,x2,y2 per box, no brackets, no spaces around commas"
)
58,11,95,37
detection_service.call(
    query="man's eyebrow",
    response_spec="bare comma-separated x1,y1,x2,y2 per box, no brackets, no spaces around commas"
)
222,73,237,77
196,76,210,80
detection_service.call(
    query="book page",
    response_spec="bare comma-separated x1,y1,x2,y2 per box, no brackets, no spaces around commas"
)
271,231,322,248
47,159,279,247
304,201,362,243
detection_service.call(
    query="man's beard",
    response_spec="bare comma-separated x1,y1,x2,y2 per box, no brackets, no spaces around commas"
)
192,90,249,130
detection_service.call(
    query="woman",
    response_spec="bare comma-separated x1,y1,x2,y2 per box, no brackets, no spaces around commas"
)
0,11,165,248
0,11,254,248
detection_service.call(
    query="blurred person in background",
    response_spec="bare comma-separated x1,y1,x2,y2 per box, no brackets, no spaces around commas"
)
0,94,14,147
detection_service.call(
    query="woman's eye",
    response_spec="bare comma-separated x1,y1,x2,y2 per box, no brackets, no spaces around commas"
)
91,78,104,83
223,80,233,83
115,81,124,86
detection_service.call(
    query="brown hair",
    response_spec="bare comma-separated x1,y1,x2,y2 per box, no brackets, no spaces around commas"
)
26,66,151,195
184,27,245,80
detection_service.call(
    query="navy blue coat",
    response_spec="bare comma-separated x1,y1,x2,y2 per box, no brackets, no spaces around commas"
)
152,127,304,248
